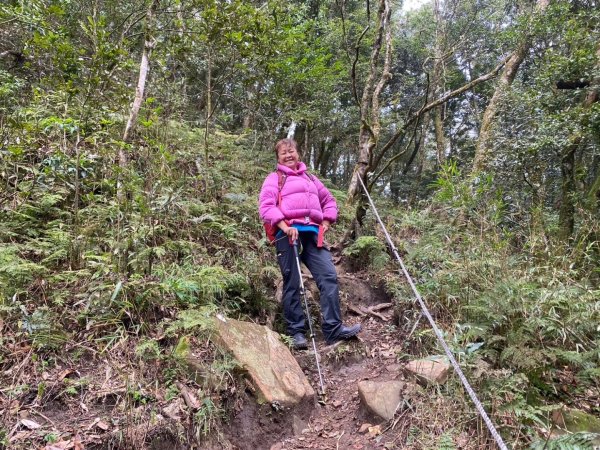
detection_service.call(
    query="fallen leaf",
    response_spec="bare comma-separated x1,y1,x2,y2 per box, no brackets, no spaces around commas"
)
73,434,84,450
9,400,19,414
367,425,382,438
20,418,41,429
58,369,74,381
96,420,110,431
44,440,72,450
358,423,372,433
9,430,32,443
162,400,183,420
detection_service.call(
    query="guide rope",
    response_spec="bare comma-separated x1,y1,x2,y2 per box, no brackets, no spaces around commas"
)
357,175,509,450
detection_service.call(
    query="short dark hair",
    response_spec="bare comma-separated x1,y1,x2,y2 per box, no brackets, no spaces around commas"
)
274,138,298,156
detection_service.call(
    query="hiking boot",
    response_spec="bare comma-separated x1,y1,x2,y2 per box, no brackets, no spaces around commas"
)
326,323,362,345
292,332,308,350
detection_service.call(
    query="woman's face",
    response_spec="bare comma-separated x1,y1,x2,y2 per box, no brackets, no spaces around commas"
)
277,145,300,169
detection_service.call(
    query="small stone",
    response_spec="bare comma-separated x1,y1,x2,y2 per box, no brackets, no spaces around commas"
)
162,400,183,420
292,414,308,436
358,380,408,420
404,358,450,385
96,420,110,431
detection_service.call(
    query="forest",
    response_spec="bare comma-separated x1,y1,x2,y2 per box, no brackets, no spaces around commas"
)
0,0,599,448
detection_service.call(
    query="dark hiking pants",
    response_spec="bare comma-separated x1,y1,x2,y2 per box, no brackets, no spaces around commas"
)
275,232,342,342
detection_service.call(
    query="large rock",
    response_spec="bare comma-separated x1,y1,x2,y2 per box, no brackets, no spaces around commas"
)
404,357,450,385
212,316,314,407
358,380,420,420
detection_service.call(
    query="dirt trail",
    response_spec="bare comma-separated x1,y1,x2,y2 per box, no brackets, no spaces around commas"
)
225,269,424,450
283,315,406,450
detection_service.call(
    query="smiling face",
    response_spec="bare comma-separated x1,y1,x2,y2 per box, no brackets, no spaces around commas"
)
276,141,300,169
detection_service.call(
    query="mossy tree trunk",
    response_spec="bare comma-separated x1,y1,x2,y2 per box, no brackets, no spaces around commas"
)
472,0,549,174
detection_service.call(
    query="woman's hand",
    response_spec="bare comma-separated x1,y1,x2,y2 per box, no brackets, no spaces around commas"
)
321,220,331,233
278,221,299,241
285,227,299,241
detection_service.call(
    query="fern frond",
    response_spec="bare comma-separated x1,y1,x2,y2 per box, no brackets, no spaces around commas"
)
530,432,600,450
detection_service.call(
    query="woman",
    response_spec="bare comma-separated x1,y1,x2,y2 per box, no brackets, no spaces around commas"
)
259,138,361,349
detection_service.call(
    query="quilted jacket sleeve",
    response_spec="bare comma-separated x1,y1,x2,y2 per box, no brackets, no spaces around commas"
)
313,176,338,223
258,172,286,226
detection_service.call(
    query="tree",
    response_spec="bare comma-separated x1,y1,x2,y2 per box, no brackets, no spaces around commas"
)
471,0,549,174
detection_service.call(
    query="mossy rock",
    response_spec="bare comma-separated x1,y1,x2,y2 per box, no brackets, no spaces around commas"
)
552,407,600,433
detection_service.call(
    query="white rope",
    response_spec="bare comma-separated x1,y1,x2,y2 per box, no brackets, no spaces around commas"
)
357,176,509,450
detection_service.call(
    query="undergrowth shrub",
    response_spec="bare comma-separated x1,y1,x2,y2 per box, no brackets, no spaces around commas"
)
388,168,600,443
343,235,389,271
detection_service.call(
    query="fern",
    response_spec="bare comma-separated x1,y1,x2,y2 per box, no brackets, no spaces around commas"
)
166,306,219,334
0,245,47,298
436,432,457,450
343,236,389,271
530,432,600,450
22,306,69,350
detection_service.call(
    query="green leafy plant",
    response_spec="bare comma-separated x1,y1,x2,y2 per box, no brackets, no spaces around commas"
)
135,339,162,361
530,433,600,450
343,236,389,271
194,397,224,438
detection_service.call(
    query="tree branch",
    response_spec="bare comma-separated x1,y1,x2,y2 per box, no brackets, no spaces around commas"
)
376,57,508,165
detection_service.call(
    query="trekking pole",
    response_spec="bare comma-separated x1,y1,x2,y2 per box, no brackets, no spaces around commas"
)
292,240,326,396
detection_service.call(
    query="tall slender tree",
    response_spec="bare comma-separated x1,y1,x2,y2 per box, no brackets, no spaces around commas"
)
471,0,549,174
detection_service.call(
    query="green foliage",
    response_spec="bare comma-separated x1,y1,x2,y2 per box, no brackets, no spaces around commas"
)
530,433,600,450
194,397,225,438
435,432,456,450
343,236,389,271
135,338,162,361
393,179,599,442
22,307,69,350
167,307,218,336
1,0,598,447
160,265,249,307
0,245,47,300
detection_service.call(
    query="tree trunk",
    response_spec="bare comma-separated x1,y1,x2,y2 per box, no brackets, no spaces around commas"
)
409,112,430,205
204,47,212,161
559,42,600,239
432,0,446,167
120,0,158,203
122,0,159,148
558,134,580,240
118,0,158,272
472,0,549,173
434,105,445,165
586,167,600,214
346,0,393,206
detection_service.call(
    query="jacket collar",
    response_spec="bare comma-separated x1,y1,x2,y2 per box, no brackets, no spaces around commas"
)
277,161,307,176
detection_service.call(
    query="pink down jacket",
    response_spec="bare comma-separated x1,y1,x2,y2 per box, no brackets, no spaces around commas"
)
259,162,338,227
